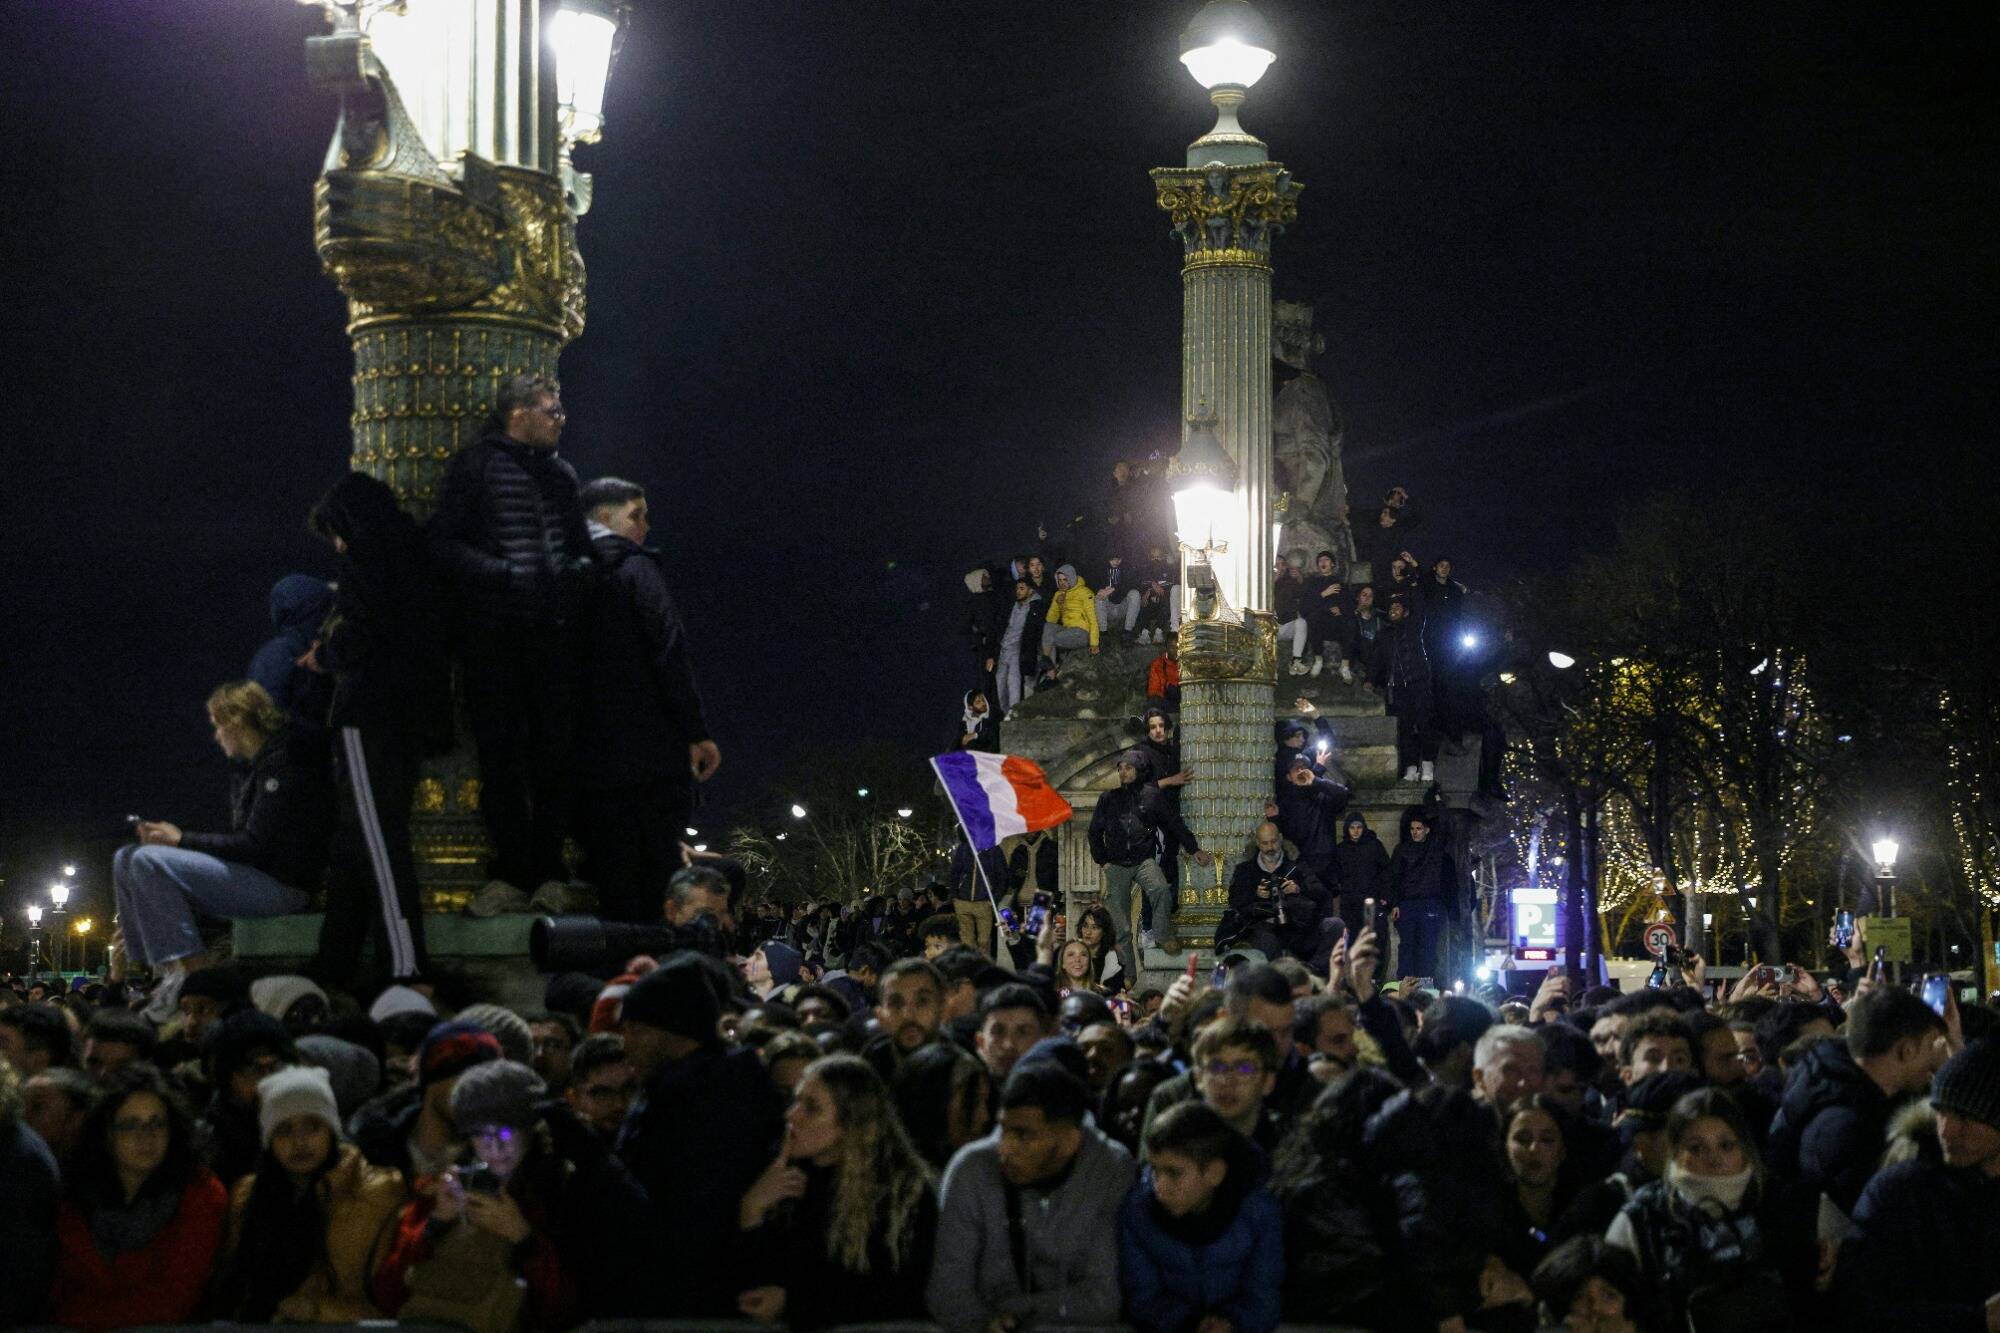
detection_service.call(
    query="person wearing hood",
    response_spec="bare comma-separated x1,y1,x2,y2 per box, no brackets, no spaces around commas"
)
1120,1100,1284,1333
247,573,335,730
1605,1088,1820,1330
1090,750,1213,971
212,1065,406,1323
1387,807,1461,983
1838,1038,2000,1332
116,680,334,1023
1766,986,1949,1216
616,954,786,1318
428,374,595,906
928,1061,1137,1332
956,687,1000,753
569,476,720,924
965,566,1007,706
1329,812,1389,941
1038,563,1100,682
995,575,1042,714
1268,754,1351,911
305,470,449,986
202,1010,300,1189
1272,698,1338,785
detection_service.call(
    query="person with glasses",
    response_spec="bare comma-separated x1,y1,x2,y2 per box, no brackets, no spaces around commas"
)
374,1058,659,1328
563,1033,637,1139
50,1064,227,1330
429,373,597,914
198,1009,298,1190
1190,1017,1286,1155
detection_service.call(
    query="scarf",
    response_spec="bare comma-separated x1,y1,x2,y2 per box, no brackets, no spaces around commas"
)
1670,1164,1756,1215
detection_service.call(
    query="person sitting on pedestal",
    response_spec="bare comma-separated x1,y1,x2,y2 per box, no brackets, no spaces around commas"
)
115,682,333,1024
1038,565,1100,683
1222,822,1328,964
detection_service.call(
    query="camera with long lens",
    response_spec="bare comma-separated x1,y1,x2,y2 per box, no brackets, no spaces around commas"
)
530,913,724,977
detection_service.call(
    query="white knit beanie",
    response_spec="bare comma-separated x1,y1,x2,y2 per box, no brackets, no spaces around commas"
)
368,983,438,1024
257,1065,342,1146
251,974,329,1023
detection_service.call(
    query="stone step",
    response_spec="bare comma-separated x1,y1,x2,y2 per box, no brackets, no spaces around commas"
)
234,913,535,957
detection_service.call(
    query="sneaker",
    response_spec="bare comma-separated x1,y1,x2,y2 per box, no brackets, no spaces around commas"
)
1310,657,1325,677
141,968,186,1026
1139,929,1156,951
1339,661,1354,684
1421,761,1436,783
1288,659,1308,676
465,879,534,918
1402,765,1422,782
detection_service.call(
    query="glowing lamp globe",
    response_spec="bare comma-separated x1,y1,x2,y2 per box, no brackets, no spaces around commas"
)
550,0,626,143
1179,1,1277,89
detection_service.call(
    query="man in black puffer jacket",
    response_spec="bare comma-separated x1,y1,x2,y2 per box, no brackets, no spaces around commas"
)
572,477,719,922
1090,750,1212,969
428,374,595,900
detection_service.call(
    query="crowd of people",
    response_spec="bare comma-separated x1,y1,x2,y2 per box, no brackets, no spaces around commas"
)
4,870,1995,1332
959,462,1500,792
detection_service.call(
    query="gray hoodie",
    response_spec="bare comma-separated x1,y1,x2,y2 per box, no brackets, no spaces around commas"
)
926,1123,1136,1331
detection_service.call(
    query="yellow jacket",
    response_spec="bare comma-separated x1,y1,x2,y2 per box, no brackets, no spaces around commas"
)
221,1142,407,1323
1048,582,1100,647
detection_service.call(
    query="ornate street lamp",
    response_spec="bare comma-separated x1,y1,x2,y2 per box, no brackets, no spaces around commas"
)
296,0,637,906
49,881,69,972
1151,0,1300,950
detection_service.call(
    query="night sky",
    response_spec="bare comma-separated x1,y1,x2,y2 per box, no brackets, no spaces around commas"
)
2,2,1992,922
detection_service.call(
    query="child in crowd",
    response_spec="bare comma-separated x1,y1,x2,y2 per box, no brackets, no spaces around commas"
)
1119,1101,1283,1333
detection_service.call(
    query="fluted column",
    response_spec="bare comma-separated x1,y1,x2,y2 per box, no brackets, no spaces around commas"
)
1153,149,1300,947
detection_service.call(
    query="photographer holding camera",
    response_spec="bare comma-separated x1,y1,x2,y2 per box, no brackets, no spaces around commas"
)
1221,822,1328,963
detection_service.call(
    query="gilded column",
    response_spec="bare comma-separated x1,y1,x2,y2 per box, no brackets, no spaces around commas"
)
304,3,589,903
1152,112,1300,947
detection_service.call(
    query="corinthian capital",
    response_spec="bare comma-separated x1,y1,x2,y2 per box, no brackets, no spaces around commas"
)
1151,163,1302,271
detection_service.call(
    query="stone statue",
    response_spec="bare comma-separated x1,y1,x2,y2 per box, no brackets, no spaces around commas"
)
1271,301,1352,566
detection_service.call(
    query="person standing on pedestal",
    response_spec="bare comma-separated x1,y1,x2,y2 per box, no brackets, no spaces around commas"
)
1090,751,1211,972
571,477,720,923
428,375,596,912
303,472,449,988
1388,809,1460,982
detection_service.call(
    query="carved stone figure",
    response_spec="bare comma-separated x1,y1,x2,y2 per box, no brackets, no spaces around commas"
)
1272,301,1352,566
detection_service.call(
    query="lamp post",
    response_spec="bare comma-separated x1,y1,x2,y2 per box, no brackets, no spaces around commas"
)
1153,1,1299,949
27,905,44,979
298,0,631,903
74,919,94,976
1871,836,1900,981
49,881,70,974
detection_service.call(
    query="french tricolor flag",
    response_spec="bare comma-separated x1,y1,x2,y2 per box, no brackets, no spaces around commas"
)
930,751,1073,852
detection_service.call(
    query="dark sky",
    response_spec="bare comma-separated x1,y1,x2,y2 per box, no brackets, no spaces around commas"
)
2,2,1992,918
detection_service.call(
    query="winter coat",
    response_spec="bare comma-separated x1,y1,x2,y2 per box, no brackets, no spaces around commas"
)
1119,1170,1284,1333
1275,1160,1396,1329
179,725,334,891
1091,781,1199,866
1271,776,1351,868
1000,590,1042,673
1387,833,1459,910
1839,1158,2000,1333
426,430,594,631
51,1169,229,1331
966,578,1007,665
0,1119,59,1327
1273,571,1306,623
1147,653,1182,701
1303,570,1346,633
1607,1172,1820,1332
927,1124,1137,1333
248,574,336,727
617,1045,786,1318
1227,855,1327,960
313,474,454,753
578,530,711,790
1361,1087,1504,1330
204,1092,266,1191
1047,581,1101,646
1385,615,1430,691
1272,716,1336,782
735,1160,939,1330
1765,1037,1895,1215
1330,825,1389,900
1356,511,1421,577
219,1143,406,1323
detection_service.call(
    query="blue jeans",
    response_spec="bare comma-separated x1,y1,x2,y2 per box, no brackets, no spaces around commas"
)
113,844,312,967
1397,897,1449,982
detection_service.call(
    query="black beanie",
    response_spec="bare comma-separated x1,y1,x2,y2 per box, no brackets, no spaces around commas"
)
181,967,250,1008
621,955,722,1046
1932,1038,2000,1130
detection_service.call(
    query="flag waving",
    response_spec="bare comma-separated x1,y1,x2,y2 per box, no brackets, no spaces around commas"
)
930,751,1073,852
